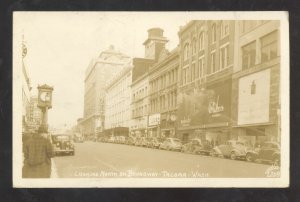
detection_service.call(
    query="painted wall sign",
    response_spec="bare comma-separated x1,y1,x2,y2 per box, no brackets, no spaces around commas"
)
177,80,231,127
238,68,271,125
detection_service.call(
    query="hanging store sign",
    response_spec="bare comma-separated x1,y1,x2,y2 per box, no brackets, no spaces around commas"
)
148,113,160,126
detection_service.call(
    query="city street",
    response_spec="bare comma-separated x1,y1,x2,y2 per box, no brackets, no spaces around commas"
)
52,142,273,178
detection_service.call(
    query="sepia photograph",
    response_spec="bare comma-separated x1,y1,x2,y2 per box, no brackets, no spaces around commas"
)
13,11,289,187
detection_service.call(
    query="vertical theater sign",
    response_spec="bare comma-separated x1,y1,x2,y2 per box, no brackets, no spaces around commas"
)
177,80,231,144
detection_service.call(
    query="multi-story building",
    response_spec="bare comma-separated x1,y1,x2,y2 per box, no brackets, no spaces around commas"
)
128,28,168,137
22,42,31,134
130,72,149,137
81,45,130,139
104,65,133,137
27,96,42,132
231,20,280,145
104,28,160,137
148,47,179,138
177,20,236,144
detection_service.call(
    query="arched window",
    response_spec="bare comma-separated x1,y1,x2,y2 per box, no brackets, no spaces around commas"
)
221,21,229,38
199,32,204,51
212,23,216,43
192,38,197,55
183,43,189,61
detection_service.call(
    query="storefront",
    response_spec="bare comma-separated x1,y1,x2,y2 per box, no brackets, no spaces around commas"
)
130,116,148,137
177,79,232,145
147,113,160,137
104,127,129,137
160,111,177,138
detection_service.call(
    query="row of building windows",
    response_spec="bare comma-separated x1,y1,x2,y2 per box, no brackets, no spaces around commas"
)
183,21,230,61
106,110,129,125
150,68,178,93
150,90,177,113
242,30,278,70
182,44,229,85
132,104,149,118
133,86,148,101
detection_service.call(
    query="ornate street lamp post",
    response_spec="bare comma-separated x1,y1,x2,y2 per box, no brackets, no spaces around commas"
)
37,84,54,133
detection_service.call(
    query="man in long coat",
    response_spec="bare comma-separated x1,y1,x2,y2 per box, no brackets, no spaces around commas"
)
22,127,53,178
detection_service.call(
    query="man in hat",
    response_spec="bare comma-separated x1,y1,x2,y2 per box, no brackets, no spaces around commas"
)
22,126,53,178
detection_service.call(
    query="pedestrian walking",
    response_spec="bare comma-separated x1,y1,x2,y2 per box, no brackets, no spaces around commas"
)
22,127,53,178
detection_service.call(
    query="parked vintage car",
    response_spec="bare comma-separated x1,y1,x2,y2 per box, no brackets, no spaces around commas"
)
140,137,148,147
146,137,161,148
73,133,84,143
145,137,153,147
98,136,109,143
52,134,75,155
126,136,136,145
159,138,183,151
134,137,142,146
181,139,212,155
118,136,126,144
107,136,116,143
245,142,280,166
210,140,252,160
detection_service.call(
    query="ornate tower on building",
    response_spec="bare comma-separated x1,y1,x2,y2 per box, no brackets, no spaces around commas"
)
143,28,168,62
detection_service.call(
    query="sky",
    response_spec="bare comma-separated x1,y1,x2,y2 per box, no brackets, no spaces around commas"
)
14,11,285,129
16,12,198,129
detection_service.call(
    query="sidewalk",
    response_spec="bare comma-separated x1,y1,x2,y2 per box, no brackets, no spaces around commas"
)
50,158,58,178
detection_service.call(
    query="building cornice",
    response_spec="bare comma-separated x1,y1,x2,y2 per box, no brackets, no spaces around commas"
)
149,47,179,74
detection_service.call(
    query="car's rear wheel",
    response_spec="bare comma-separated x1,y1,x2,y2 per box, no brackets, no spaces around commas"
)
230,152,237,160
246,153,254,162
273,157,280,166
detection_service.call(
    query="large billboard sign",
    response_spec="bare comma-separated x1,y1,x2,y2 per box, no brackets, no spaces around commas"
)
177,80,231,127
238,68,271,125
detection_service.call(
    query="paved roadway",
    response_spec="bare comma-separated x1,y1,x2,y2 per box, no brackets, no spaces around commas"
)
52,141,273,178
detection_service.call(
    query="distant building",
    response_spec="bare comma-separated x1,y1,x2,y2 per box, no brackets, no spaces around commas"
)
148,47,179,138
81,45,131,138
27,96,42,132
77,118,83,133
130,72,149,137
231,20,280,145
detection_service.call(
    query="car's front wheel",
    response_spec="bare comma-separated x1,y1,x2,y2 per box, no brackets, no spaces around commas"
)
210,150,217,157
230,152,237,160
246,153,254,162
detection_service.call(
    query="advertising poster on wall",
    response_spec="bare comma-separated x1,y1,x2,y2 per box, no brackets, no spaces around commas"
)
177,80,232,128
238,68,271,125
